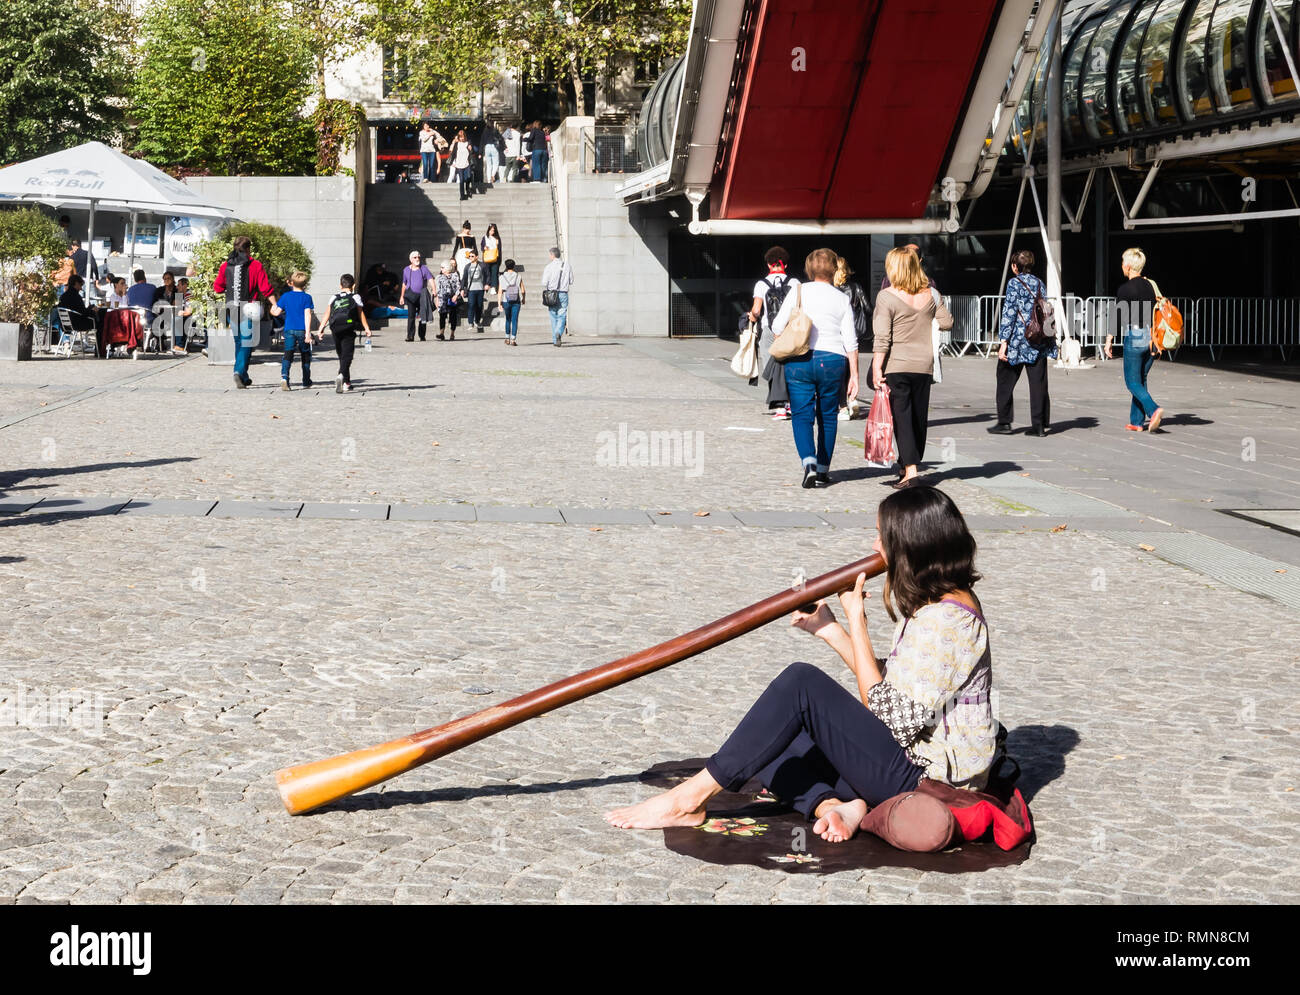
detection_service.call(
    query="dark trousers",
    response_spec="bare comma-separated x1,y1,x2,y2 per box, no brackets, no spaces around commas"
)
458,167,471,199
406,306,425,340
706,663,923,816
335,331,356,384
995,353,1050,428
439,305,460,333
885,371,932,468
467,289,484,327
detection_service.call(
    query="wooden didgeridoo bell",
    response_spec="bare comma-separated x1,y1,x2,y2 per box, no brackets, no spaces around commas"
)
275,553,885,814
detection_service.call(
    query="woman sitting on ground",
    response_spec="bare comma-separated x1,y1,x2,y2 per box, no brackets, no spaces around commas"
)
606,485,999,846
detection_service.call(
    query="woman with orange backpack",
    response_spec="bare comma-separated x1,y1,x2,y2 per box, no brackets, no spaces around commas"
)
1104,248,1165,433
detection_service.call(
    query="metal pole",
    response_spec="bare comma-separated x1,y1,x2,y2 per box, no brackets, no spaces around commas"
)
86,200,97,302
128,211,138,273
1046,6,1063,300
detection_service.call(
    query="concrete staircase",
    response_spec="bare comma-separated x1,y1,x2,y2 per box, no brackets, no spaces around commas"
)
362,181,560,336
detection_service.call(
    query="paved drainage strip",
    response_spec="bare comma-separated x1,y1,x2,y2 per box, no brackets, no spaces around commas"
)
0,496,1153,532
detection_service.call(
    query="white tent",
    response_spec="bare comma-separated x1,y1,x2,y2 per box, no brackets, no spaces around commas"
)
0,141,234,294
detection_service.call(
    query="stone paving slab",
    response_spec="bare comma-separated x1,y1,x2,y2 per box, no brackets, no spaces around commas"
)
388,503,476,521
473,505,565,524
209,500,304,519
299,502,390,521
649,510,742,527
118,499,219,517
25,496,133,517
731,510,829,529
559,507,656,526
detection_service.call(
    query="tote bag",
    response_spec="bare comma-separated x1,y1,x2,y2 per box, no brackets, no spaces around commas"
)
730,320,759,378
865,383,896,467
768,284,812,360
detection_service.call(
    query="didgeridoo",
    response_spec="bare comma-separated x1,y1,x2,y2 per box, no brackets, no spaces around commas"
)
275,553,885,814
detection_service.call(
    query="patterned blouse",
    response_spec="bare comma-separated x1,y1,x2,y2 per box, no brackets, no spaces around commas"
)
865,599,999,790
435,272,462,308
998,273,1059,365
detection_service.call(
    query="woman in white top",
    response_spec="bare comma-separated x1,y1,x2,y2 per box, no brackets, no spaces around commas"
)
448,129,473,201
418,122,444,183
105,276,129,309
771,247,860,488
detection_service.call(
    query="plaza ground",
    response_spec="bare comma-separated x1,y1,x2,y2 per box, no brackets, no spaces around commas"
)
1,329,1297,903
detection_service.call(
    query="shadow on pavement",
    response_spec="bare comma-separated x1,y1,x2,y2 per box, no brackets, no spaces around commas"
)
1042,416,1099,434
1006,723,1080,803
929,411,996,427
312,771,648,814
929,460,1024,482
0,457,197,494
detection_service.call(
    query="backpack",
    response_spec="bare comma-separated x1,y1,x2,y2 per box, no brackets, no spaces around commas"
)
1146,278,1184,352
763,275,793,328
501,271,520,302
328,291,359,333
1015,275,1055,348
224,252,250,305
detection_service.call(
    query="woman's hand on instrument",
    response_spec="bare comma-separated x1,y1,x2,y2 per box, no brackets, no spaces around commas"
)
790,601,838,639
837,573,869,625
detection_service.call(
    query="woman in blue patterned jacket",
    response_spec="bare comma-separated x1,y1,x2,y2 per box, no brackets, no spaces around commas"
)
991,249,1056,436
605,486,999,849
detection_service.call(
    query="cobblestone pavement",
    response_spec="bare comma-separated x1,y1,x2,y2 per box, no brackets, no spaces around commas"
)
1,332,1297,903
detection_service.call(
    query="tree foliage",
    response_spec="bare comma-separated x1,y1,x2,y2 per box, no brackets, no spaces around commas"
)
131,0,316,175
0,0,128,162
0,208,70,324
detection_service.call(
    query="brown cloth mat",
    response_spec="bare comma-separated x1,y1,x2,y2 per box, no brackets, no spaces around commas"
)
642,759,1033,875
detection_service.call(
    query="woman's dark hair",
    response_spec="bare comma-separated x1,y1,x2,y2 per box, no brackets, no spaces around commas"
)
503,258,515,270
486,223,499,238
1011,249,1035,273
877,486,980,621
231,235,252,255
462,220,472,230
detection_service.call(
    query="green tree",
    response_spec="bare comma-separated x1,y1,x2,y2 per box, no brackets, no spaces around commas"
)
190,222,313,325
0,0,128,162
0,209,69,325
368,0,500,113
131,0,316,175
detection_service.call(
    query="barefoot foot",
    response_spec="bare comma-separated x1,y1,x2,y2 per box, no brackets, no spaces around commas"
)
813,798,869,843
604,789,708,830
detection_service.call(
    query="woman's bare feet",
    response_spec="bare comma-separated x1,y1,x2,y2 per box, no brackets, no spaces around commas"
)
1148,407,1164,432
813,798,869,843
605,768,722,830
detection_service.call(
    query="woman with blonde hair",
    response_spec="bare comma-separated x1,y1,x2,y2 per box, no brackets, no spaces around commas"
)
1104,248,1164,432
873,248,953,487
770,247,860,488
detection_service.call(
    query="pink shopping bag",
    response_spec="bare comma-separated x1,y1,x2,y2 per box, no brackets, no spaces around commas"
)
865,383,896,467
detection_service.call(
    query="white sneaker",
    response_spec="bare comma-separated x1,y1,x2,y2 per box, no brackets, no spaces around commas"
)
335,374,344,394
280,379,291,391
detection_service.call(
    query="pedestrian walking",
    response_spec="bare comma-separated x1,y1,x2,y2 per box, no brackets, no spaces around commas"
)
749,246,795,420
461,249,487,333
501,124,521,182
540,246,573,346
399,250,435,341
527,120,548,182
771,247,859,488
1103,247,1165,433
419,122,446,182
481,223,502,321
498,259,524,346
991,249,1055,437
277,271,316,390
449,129,474,200
480,122,501,187
325,273,371,393
213,234,278,389
452,221,475,273
435,259,464,340
872,247,952,488
835,255,872,418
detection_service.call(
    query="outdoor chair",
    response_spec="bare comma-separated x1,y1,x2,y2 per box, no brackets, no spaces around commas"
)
55,308,95,357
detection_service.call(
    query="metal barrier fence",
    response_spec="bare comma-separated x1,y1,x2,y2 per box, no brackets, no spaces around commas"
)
944,294,1296,362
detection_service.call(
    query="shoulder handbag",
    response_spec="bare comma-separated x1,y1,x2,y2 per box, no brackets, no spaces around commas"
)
1015,275,1055,348
769,283,812,360
542,262,567,308
1145,278,1184,353
730,320,759,378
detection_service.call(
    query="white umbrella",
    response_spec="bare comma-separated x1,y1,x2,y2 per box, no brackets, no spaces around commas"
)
0,141,234,297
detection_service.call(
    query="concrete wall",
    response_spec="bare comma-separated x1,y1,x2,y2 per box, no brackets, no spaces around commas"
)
565,172,670,337
183,176,357,300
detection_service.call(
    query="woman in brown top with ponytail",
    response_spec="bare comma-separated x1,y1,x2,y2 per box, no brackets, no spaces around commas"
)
872,248,952,488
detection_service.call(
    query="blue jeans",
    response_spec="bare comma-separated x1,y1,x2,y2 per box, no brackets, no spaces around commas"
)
483,145,498,183
420,151,436,181
784,350,848,471
281,330,311,383
502,300,521,339
1122,327,1158,425
547,291,569,342
233,316,255,381
531,150,546,181
466,289,484,327
458,167,471,198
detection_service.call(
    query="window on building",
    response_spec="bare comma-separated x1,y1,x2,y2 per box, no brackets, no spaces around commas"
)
1255,0,1297,105
1114,0,1161,134
1138,0,1184,126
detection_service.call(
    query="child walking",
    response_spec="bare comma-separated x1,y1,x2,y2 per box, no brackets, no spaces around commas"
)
325,274,371,393
277,271,315,390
